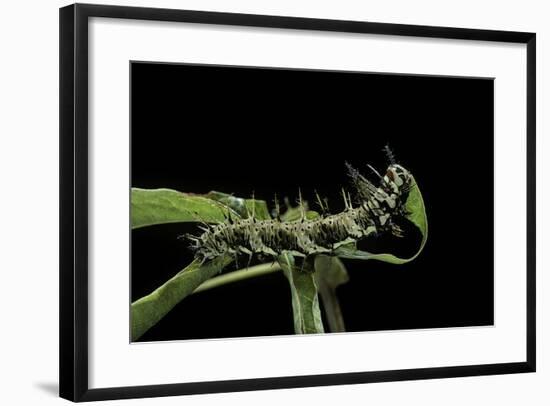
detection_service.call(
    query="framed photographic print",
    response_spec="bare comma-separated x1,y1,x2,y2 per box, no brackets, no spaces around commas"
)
59,3,536,402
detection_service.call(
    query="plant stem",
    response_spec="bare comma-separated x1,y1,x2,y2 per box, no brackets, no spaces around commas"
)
316,277,346,333
192,262,282,294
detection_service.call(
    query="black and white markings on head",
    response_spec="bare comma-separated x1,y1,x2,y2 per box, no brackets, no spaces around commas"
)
188,153,414,261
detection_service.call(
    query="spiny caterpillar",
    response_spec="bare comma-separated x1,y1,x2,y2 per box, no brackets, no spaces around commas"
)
188,149,414,262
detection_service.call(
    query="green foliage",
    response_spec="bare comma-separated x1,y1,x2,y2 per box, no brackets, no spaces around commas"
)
334,175,428,263
129,175,427,339
279,253,325,334
280,205,319,222
204,191,271,220
131,255,233,341
314,255,349,332
131,188,238,229
314,255,349,288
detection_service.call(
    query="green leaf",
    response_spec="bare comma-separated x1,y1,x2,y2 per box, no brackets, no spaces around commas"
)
314,255,349,333
245,199,271,221
280,206,320,222
335,175,428,264
314,255,349,288
131,255,234,341
204,191,271,220
131,188,239,229
278,253,324,334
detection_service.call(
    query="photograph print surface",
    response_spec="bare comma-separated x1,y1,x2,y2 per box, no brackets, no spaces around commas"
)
130,61,494,342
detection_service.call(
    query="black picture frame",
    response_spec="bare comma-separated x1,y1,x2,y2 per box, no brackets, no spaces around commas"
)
60,3,536,402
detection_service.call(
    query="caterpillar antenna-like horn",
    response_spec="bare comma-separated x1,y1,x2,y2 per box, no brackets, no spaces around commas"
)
384,144,397,165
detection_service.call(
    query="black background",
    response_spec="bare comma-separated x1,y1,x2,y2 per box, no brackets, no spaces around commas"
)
131,62,494,342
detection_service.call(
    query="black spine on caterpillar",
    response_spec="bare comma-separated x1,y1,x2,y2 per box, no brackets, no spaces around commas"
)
188,155,414,261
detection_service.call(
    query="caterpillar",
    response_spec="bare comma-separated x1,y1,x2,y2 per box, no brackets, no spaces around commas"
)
188,150,414,262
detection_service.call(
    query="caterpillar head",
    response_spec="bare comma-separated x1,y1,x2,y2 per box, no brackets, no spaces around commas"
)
384,164,413,195
347,160,414,237
372,163,413,237
384,163,413,211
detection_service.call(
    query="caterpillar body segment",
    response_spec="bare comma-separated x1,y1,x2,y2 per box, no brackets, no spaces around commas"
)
189,158,414,262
